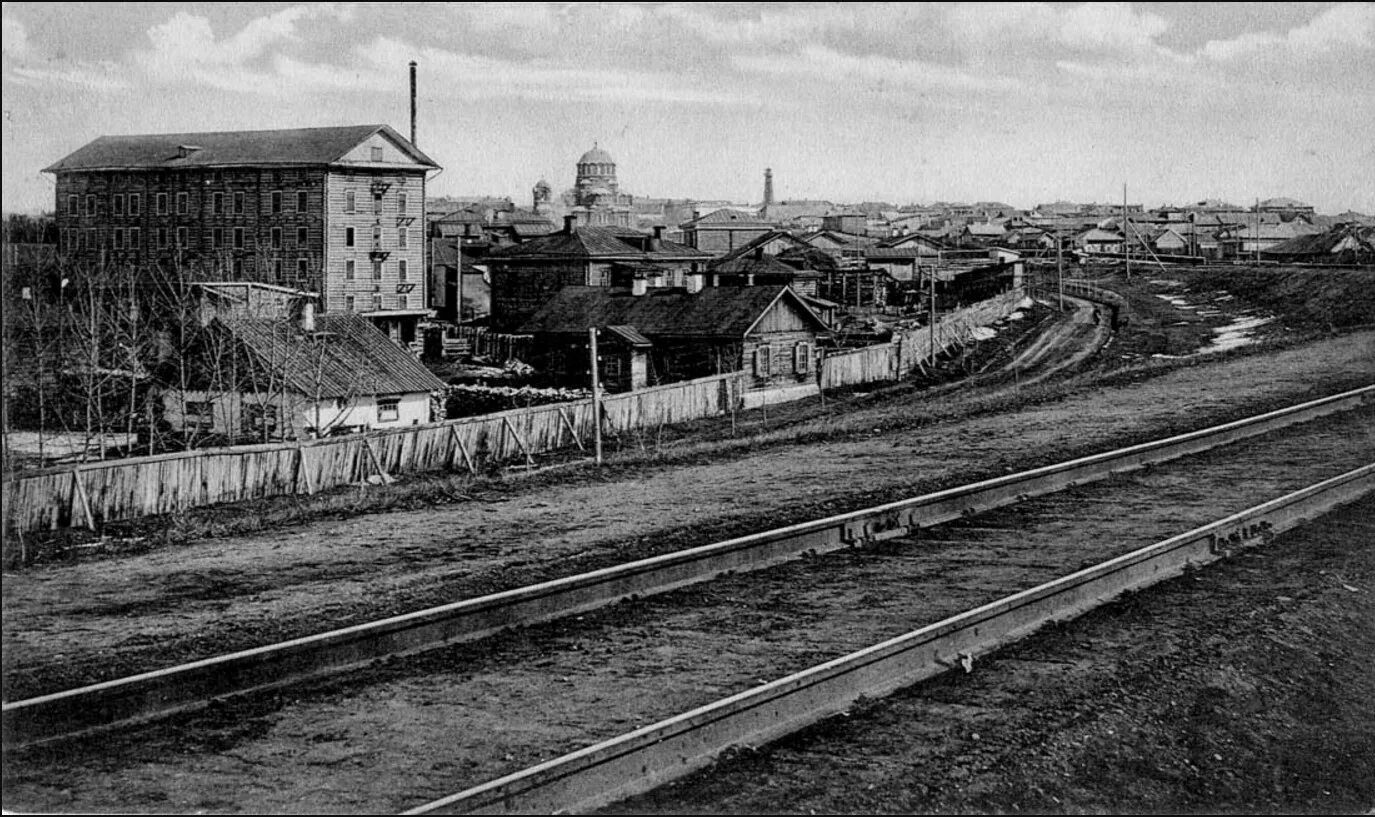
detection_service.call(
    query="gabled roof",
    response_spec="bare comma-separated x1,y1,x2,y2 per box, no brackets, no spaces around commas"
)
710,252,805,277
45,124,438,173
518,285,828,338
680,208,775,229
215,312,444,398
488,227,708,261
1261,226,1375,257
714,229,812,263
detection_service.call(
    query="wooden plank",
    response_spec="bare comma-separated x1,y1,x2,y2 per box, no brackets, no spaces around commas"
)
71,468,96,531
296,442,316,495
503,416,534,468
558,407,585,451
448,425,476,474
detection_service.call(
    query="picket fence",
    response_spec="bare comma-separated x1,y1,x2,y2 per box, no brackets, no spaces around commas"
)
3,371,747,537
820,289,1025,389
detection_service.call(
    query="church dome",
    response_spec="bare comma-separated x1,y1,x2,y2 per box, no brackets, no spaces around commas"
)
578,144,614,166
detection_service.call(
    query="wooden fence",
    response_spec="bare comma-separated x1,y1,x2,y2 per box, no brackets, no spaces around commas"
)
821,288,1025,389
3,371,748,538
454,326,534,362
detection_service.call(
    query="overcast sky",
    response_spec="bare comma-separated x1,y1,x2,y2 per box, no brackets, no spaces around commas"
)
4,2,1374,215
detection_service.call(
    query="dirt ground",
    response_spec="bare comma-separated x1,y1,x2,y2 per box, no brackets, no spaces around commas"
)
608,493,1375,815
1,269,1372,814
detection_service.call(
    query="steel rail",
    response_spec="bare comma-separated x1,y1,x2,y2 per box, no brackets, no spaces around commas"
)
407,463,1375,814
3,385,1371,749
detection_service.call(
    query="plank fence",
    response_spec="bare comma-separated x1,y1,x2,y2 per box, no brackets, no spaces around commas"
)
821,288,1025,389
2,372,748,540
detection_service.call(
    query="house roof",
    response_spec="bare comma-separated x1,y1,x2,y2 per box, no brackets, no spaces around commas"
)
217,312,444,398
680,208,775,229
487,227,708,261
966,223,1008,236
1261,226,1375,257
518,285,828,338
710,252,805,277
714,229,812,263
44,124,438,173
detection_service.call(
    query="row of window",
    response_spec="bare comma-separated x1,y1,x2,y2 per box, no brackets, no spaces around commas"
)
64,186,410,218
344,226,409,249
64,225,315,252
752,342,813,378
341,294,412,312
344,258,410,280
184,396,403,435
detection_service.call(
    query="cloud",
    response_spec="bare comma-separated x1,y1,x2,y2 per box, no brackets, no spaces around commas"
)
2,15,31,59
1203,2,1375,61
733,44,1021,95
2,13,130,90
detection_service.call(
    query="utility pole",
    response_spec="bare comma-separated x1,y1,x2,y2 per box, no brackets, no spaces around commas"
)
928,265,937,367
588,327,603,466
1123,183,1131,283
1056,228,1065,310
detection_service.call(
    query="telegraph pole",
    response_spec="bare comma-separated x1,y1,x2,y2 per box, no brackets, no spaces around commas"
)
588,327,603,466
1056,227,1065,310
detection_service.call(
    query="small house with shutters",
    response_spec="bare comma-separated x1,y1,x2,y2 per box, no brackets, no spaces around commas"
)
517,281,829,393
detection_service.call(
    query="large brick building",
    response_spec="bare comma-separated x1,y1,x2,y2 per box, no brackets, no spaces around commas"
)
43,124,439,345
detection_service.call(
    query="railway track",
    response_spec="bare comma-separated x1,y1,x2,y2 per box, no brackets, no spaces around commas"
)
2,386,1371,752
3,393,1371,814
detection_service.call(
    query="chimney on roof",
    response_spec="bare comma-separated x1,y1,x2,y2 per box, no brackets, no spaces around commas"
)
764,168,774,207
632,275,648,297
299,299,316,334
564,214,577,234
651,225,665,251
692,209,701,221
409,61,418,147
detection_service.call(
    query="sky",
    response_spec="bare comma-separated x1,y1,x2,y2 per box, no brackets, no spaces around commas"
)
3,2,1374,215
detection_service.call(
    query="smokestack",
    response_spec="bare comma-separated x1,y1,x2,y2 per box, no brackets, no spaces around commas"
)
409,61,418,147
764,168,774,207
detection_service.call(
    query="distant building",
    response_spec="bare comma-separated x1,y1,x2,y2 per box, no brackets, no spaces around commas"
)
679,208,777,255
45,124,439,346
558,143,634,228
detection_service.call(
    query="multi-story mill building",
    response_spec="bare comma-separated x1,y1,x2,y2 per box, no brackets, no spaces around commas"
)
43,124,440,345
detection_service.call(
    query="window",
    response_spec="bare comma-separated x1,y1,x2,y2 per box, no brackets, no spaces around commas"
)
398,192,408,214
177,227,188,248
371,146,384,162
297,191,308,211
129,194,140,216
345,191,356,213
113,228,124,248
86,194,96,215
398,294,408,310
245,404,279,436
372,260,383,280
397,227,408,249
345,227,355,247
113,194,124,216
176,192,188,215
372,224,382,245
297,258,308,278
130,227,140,249
232,259,243,278
273,260,283,280
234,192,245,214
794,342,812,375
753,344,772,377
234,227,246,249
185,401,214,430
398,259,408,280
297,227,307,246
345,259,355,280
373,294,383,311
213,192,224,215
373,193,383,215
345,295,355,311
67,195,78,215
271,191,283,213
158,228,169,248
213,228,224,248
86,228,95,249
271,228,282,249
157,193,168,215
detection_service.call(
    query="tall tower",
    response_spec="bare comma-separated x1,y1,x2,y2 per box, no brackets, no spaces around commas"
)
763,168,775,207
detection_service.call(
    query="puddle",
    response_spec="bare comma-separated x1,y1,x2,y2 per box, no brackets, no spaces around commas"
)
1199,314,1275,355
970,327,998,341
1154,294,1198,310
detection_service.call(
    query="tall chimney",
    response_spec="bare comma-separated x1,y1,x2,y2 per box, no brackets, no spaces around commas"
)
409,61,418,147
763,168,774,207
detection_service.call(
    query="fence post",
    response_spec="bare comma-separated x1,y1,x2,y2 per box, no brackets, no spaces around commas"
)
363,437,390,483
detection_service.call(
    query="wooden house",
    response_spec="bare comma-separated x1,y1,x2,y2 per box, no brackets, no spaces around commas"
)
160,307,445,443
518,283,830,392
